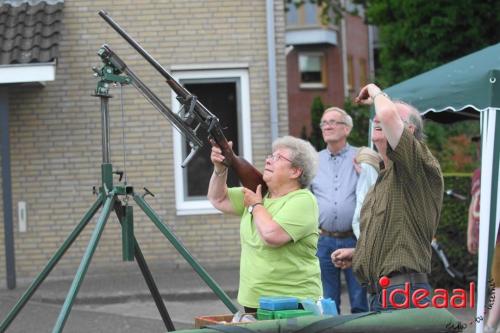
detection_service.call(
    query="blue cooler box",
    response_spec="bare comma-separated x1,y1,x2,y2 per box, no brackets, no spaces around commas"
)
259,296,299,311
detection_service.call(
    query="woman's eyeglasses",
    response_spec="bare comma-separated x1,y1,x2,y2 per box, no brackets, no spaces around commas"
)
267,153,292,163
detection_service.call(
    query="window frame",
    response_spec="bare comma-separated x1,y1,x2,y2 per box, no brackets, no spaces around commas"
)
171,67,253,215
298,52,327,89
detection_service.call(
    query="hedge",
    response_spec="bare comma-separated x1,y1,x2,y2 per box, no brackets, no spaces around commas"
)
429,173,478,289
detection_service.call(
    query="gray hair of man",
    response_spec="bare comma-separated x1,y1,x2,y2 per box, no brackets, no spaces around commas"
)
323,107,354,130
394,101,425,141
272,136,319,189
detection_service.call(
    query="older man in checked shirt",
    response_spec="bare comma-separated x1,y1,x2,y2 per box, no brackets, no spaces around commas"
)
310,107,368,314
332,83,443,311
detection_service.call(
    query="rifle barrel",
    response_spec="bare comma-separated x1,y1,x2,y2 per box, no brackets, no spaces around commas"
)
99,10,216,122
99,10,175,82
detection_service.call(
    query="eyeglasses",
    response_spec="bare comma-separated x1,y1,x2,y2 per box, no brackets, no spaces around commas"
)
266,153,293,163
319,120,347,128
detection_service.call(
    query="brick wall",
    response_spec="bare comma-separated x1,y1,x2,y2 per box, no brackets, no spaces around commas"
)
0,0,287,283
287,45,344,137
345,14,370,96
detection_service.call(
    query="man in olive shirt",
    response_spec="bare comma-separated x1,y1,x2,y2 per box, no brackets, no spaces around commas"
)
332,83,443,311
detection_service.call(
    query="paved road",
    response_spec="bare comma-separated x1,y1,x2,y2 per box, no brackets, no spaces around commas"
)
0,295,231,332
0,287,353,332
0,265,477,333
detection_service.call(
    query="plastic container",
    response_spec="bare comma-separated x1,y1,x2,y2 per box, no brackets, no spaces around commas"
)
301,299,321,315
256,308,275,320
259,296,299,311
273,309,314,319
320,298,338,316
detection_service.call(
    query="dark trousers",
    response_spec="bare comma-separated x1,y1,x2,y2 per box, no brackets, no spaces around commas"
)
317,235,368,314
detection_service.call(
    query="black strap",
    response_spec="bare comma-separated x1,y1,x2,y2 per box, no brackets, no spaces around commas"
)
292,312,377,333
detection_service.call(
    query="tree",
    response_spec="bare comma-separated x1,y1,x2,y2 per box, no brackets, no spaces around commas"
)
363,0,489,170
289,0,499,86
342,98,370,147
425,120,480,173
285,0,366,24
301,96,326,151
363,0,500,86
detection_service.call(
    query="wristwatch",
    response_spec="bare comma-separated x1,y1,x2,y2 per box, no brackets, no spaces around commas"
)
248,202,262,215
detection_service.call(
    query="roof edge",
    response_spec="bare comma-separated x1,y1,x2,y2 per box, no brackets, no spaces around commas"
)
2,0,64,7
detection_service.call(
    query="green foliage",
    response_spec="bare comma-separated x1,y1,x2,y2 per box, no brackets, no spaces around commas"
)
292,1,499,86
430,174,478,290
364,0,500,86
284,0,366,24
424,120,480,173
302,96,326,151
310,97,326,150
343,99,371,147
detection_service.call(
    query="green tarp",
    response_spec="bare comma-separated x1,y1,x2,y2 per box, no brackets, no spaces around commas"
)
385,43,500,122
179,308,462,333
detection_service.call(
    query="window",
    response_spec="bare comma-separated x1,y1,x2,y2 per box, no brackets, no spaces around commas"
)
299,53,326,88
286,2,320,26
171,68,252,215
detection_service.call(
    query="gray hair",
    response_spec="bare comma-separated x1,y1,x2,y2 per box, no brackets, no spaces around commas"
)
323,107,353,129
394,101,425,141
272,136,318,188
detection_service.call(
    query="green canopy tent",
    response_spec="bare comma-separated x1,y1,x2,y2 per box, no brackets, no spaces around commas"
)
384,42,500,333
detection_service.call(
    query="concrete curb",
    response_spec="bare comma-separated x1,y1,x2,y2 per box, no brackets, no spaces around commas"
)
35,288,239,305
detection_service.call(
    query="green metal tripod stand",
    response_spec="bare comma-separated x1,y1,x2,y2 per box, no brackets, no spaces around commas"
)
0,54,238,333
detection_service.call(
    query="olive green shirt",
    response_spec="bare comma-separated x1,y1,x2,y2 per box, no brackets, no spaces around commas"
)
352,128,443,286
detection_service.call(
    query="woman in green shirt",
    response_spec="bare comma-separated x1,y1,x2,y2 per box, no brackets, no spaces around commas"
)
207,136,322,312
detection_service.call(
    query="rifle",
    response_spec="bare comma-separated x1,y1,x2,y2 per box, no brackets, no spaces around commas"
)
98,10,267,194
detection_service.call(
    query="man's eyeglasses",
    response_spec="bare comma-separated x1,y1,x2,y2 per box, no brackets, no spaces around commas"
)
319,120,347,128
267,153,293,163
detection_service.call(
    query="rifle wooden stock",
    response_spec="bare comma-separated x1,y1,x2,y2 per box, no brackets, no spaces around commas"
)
100,10,267,193
208,125,268,194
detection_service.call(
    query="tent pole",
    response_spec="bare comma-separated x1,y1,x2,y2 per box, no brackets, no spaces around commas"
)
476,108,500,333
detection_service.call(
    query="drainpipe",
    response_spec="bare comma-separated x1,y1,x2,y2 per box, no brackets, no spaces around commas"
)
266,0,279,142
0,87,16,289
341,0,348,98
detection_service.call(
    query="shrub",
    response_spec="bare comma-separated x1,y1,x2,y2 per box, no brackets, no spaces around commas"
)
430,173,478,290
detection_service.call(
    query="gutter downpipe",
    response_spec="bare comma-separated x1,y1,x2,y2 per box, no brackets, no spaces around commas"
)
1,88,16,289
341,0,348,98
266,0,279,142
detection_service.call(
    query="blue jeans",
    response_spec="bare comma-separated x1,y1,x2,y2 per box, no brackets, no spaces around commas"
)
317,235,368,314
369,282,433,311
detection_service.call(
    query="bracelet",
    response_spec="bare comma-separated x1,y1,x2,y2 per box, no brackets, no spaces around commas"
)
372,91,388,103
214,167,227,177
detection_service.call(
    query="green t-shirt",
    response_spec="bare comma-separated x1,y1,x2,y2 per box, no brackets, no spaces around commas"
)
227,187,322,308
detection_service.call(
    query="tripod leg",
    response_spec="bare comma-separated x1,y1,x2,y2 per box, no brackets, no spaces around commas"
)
52,192,116,333
133,194,239,314
114,202,176,331
0,194,104,333
134,239,176,331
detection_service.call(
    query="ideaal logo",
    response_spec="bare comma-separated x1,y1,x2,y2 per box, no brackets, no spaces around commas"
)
378,276,476,309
